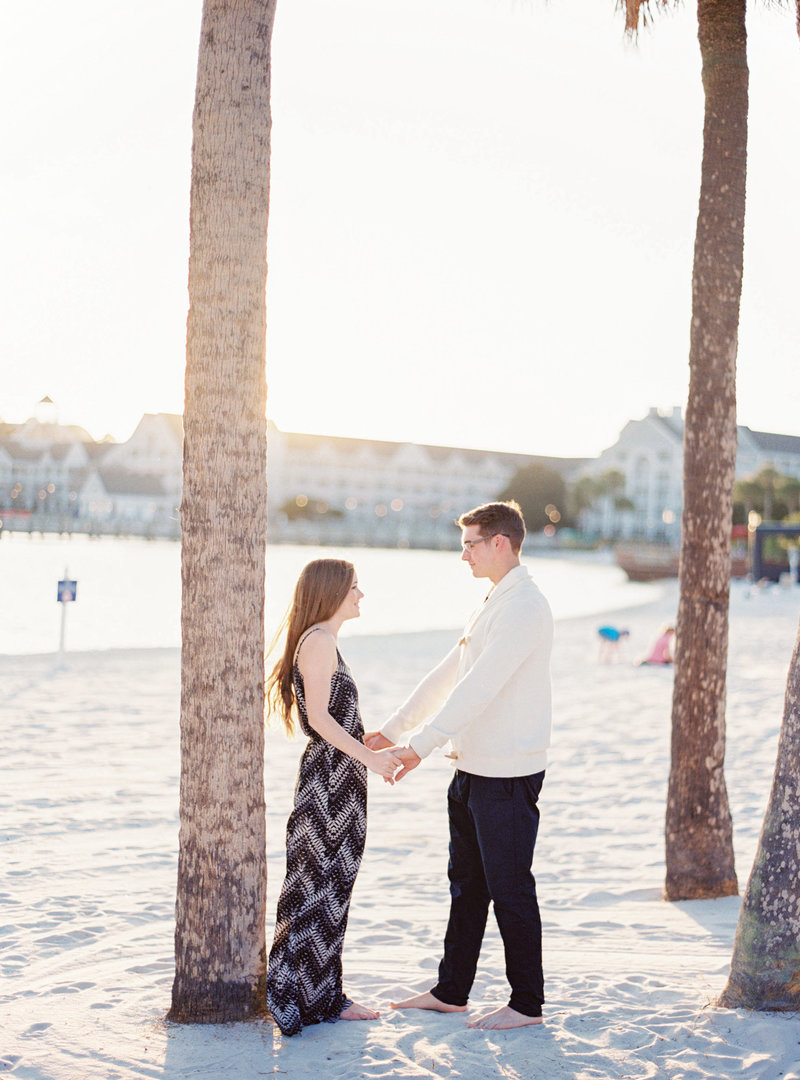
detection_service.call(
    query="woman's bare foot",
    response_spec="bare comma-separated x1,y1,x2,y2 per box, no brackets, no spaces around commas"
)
390,991,467,1012
340,1001,380,1022
467,1005,542,1029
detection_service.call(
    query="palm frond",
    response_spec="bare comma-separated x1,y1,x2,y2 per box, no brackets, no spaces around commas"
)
618,0,673,34
622,0,799,37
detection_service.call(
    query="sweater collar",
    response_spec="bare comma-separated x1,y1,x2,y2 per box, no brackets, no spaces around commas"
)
483,563,528,606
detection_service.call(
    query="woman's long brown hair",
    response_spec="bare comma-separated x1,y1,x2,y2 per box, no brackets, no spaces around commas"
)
266,558,355,735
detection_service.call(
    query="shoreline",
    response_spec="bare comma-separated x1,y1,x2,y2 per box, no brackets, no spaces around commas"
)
0,586,670,664
0,538,659,656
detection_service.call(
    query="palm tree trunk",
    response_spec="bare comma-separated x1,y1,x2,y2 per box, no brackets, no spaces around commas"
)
664,0,747,901
169,0,276,1023
719,619,800,1009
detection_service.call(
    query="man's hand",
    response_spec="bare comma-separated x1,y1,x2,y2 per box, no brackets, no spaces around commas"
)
395,746,422,782
364,731,392,750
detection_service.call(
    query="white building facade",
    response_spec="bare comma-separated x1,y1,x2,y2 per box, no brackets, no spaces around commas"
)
6,401,799,546
0,407,181,536
0,407,579,546
578,407,800,543
265,424,577,548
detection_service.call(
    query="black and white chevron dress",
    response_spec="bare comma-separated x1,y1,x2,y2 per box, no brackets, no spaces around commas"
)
266,631,368,1036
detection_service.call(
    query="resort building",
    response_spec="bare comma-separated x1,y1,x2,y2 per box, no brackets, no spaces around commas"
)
100,413,183,497
577,407,800,543
0,403,180,535
265,425,581,547
0,404,581,545
3,399,798,545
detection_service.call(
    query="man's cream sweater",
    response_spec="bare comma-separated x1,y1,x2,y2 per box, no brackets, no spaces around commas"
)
381,564,553,778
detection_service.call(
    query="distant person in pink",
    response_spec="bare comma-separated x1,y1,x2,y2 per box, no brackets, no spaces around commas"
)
639,626,675,666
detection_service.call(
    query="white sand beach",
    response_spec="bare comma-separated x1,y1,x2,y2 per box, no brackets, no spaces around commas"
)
3,576,800,1080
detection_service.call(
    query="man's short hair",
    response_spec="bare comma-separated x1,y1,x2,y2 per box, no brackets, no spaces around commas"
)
457,501,526,553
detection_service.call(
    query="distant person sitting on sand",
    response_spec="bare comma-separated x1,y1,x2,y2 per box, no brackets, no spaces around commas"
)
638,625,675,666
597,625,630,662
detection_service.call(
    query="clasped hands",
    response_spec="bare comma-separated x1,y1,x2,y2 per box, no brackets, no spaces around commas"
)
364,731,421,784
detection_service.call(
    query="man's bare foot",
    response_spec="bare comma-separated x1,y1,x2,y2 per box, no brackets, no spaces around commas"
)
390,991,467,1013
467,1005,543,1029
340,1001,380,1022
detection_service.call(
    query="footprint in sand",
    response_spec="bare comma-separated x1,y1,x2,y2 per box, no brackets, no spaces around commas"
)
53,981,96,994
22,1023,52,1038
37,929,97,946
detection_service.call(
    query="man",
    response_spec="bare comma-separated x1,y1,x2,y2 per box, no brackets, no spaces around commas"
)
366,500,553,1030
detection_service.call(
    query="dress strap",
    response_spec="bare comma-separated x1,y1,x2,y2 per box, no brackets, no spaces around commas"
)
293,626,326,666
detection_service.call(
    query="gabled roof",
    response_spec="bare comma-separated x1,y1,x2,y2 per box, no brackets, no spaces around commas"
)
618,411,800,459
280,427,586,475
1,443,42,462
651,414,684,441
86,442,115,463
162,413,184,441
8,419,95,447
285,431,397,459
47,443,84,463
743,429,800,456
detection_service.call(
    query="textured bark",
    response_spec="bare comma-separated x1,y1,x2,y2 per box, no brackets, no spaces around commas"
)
720,621,800,1009
169,0,275,1023
664,0,747,902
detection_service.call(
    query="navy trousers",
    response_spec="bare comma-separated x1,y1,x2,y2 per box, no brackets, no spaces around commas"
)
431,769,545,1017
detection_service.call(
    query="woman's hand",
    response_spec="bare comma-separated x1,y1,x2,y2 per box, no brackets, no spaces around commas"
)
394,746,421,782
366,746,403,783
364,731,392,750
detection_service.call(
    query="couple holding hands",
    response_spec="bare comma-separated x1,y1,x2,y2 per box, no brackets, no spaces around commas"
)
265,501,553,1038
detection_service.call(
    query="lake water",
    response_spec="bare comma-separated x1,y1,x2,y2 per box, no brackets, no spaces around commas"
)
0,534,661,655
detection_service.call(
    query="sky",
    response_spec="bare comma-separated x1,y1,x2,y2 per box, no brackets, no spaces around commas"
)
1,0,798,459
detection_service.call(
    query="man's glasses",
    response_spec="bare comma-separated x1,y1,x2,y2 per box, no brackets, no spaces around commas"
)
461,533,509,553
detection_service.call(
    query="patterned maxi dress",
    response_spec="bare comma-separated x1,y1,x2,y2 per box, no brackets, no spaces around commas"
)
267,630,368,1036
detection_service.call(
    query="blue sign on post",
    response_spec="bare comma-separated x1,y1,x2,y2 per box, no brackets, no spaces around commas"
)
57,579,78,603
56,574,78,667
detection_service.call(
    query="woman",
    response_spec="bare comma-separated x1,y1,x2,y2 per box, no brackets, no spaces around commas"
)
265,558,401,1036
638,624,675,666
